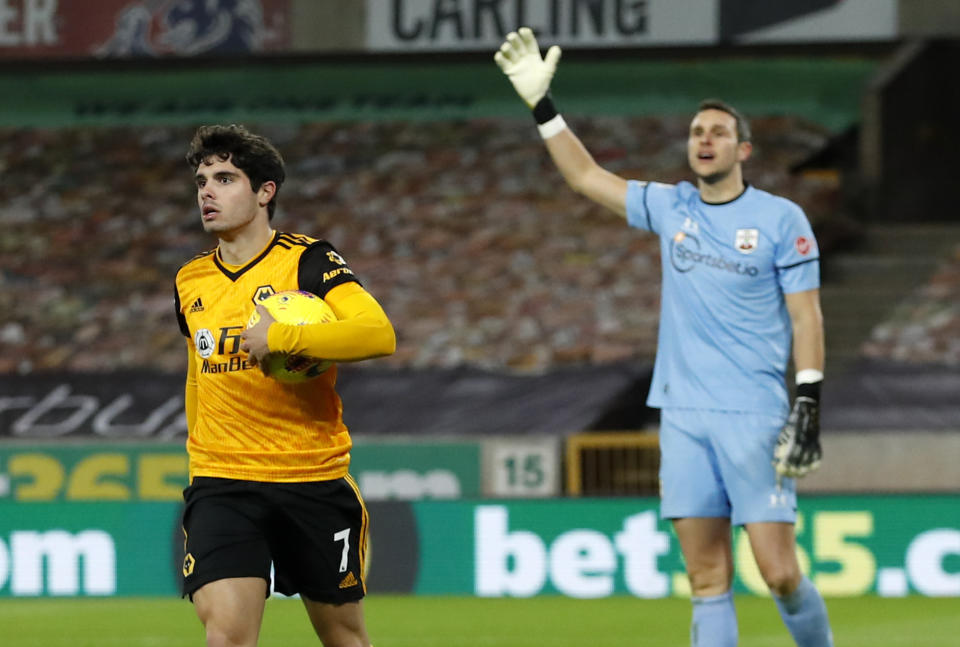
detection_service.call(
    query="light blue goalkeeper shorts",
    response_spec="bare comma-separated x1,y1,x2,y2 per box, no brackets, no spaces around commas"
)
658,408,797,526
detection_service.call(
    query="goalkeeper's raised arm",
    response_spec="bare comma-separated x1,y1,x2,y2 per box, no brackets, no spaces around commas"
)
495,27,628,218
495,26,835,647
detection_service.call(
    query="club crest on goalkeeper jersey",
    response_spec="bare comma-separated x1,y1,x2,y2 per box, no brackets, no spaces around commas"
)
625,181,820,414
174,231,360,482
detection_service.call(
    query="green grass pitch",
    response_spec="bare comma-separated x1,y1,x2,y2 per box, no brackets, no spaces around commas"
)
1,595,956,646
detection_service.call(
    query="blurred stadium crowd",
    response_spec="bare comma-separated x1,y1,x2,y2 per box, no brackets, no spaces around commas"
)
861,250,960,365
1,115,955,375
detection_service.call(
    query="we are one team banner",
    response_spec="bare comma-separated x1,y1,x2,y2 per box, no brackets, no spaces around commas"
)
0,495,956,598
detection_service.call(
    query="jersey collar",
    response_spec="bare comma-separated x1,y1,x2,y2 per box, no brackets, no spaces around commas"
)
214,231,278,281
700,182,750,206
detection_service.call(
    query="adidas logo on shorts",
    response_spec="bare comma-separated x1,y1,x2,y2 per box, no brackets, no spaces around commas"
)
339,571,358,589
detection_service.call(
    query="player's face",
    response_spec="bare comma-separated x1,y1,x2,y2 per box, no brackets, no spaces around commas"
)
687,109,750,184
194,155,271,236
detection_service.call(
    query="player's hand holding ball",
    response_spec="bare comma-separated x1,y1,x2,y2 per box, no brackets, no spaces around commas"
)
241,290,336,383
494,27,562,107
241,304,275,367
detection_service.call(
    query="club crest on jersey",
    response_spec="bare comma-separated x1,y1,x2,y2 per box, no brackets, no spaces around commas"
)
735,228,759,254
194,329,215,359
183,553,196,577
253,285,276,305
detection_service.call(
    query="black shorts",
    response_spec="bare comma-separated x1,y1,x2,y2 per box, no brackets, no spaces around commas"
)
180,476,368,603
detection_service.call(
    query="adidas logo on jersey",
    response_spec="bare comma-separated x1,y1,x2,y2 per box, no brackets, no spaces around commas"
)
339,572,358,589
189,298,204,313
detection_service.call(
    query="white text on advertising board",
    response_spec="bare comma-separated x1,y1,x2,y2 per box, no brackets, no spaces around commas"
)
0,530,116,596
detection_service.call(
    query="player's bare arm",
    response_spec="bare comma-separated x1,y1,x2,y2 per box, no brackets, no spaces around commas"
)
775,288,825,478
785,288,825,374
496,27,629,219
543,130,629,218
239,305,276,365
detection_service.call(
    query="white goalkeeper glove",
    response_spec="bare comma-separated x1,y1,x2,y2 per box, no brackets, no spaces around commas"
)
494,27,562,108
773,396,823,478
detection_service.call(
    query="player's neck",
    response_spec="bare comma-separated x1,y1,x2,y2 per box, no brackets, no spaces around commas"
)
218,224,275,266
697,168,746,204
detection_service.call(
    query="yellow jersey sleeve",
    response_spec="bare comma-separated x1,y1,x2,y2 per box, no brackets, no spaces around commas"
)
267,282,396,362
184,339,198,434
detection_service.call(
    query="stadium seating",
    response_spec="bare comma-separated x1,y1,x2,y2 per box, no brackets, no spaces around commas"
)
4,115,939,375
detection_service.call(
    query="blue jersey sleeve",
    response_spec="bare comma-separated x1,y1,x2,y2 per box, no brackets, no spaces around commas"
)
775,202,820,294
625,181,678,235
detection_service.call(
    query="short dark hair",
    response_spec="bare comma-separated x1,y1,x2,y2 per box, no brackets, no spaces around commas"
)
186,124,285,219
697,99,752,143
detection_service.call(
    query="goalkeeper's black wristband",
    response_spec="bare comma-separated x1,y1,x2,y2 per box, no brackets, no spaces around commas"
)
795,368,823,402
796,380,822,403
532,95,567,139
532,95,559,124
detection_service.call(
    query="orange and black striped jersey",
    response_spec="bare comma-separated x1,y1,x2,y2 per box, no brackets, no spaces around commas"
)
174,231,362,483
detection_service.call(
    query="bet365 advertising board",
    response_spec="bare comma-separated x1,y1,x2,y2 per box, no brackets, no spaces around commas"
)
0,444,957,598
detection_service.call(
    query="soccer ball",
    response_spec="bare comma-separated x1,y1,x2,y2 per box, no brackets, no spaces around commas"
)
247,290,337,383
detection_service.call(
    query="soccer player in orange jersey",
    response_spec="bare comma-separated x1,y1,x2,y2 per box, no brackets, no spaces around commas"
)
174,124,395,647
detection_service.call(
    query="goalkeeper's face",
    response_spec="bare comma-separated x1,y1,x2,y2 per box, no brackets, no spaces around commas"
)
194,155,274,235
687,109,751,185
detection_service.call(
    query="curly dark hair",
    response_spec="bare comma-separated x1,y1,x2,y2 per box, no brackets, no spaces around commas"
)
186,124,286,219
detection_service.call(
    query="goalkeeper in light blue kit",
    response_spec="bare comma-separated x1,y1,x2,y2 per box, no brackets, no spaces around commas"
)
496,28,832,647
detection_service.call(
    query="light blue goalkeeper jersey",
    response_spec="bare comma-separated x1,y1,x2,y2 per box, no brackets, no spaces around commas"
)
625,180,820,414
